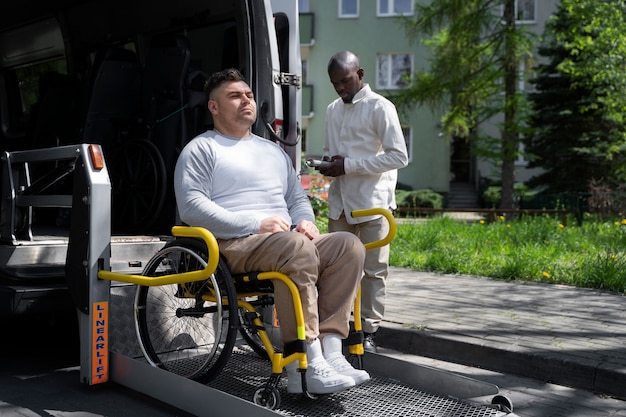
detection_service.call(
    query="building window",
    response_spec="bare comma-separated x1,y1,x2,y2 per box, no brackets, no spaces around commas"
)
377,0,413,17
376,53,412,90
516,0,535,23
502,0,536,24
298,0,309,13
339,0,359,18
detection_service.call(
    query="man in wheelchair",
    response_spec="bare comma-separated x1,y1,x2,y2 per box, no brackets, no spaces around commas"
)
173,68,370,394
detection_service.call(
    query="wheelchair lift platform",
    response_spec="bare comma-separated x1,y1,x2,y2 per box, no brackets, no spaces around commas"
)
56,143,515,416
108,344,515,417
101,269,515,416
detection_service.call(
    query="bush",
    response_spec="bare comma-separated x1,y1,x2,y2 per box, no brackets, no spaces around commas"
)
482,186,501,208
481,183,534,208
308,195,328,219
396,189,444,210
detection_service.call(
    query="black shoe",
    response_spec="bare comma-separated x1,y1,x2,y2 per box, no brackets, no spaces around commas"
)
363,332,378,353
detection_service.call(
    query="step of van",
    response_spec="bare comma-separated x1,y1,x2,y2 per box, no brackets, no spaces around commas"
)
0,235,167,316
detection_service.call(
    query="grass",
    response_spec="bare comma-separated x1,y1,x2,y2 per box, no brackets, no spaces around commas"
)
387,214,626,294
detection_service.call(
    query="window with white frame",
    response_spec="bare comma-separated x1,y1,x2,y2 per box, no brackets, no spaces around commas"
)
376,53,412,89
377,0,413,17
500,0,537,24
516,0,535,23
500,0,536,24
339,0,359,18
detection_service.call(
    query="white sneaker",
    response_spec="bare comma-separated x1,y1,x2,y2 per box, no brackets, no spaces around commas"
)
325,352,371,385
286,356,356,394
321,334,371,385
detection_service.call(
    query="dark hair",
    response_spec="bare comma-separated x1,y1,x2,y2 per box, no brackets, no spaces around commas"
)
204,68,247,101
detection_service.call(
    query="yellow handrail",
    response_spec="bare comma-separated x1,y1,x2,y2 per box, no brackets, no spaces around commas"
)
98,226,220,286
351,208,396,251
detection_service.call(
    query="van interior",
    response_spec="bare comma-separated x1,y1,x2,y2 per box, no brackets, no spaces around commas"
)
0,0,279,236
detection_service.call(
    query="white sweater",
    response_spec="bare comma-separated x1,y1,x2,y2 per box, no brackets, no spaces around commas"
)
174,130,314,239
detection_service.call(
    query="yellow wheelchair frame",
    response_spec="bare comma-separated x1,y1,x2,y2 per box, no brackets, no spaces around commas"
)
99,208,396,409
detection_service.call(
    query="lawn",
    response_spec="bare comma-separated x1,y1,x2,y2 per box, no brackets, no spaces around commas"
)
388,214,626,294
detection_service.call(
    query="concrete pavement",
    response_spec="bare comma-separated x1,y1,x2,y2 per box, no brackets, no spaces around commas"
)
379,267,626,401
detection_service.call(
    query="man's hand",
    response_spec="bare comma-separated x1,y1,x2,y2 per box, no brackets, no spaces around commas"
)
292,220,320,240
259,216,290,234
319,155,345,177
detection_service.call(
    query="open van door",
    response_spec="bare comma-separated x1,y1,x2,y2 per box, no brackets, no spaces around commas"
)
270,0,302,170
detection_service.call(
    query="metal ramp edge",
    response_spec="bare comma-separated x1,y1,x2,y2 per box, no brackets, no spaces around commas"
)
110,351,281,416
364,350,500,401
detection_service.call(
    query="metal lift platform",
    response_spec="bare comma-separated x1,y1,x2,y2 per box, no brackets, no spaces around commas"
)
105,283,516,417
107,330,516,417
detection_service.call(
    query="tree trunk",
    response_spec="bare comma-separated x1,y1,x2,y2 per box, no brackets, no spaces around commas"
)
500,0,517,210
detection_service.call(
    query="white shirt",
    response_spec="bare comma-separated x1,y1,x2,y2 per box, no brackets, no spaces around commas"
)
324,84,409,223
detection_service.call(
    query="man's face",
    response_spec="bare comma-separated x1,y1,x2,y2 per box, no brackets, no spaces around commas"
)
209,80,257,127
328,66,363,103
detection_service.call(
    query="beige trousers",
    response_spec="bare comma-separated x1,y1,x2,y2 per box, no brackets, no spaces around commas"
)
218,231,365,343
329,214,390,334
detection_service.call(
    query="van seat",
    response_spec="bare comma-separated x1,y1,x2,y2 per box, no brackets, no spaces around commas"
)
143,34,191,172
82,48,142,145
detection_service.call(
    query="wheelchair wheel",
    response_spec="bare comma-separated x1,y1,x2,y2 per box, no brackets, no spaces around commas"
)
134,238,238,383
253,386,281,410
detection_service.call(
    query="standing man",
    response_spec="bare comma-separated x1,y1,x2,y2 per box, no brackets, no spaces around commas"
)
320,51,409,353
174,68,370,394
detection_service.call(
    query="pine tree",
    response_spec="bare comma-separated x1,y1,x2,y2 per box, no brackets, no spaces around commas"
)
526,2,625,193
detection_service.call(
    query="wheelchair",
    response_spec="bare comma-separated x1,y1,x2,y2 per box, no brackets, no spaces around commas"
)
132,208,396,409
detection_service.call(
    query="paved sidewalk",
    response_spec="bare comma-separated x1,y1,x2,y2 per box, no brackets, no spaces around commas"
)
379,267,626,400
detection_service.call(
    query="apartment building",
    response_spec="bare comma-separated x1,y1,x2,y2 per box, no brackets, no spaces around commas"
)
299,0,558,205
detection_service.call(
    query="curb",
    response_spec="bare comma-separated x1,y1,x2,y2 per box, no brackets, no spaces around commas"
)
377,323,626,401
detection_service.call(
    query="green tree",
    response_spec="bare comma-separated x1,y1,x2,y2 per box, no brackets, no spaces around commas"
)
393,0,535,209
557,0,626,130
554,0,626,182
525,3,624,193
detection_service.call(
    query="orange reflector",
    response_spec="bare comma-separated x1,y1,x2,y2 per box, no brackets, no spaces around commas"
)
89,144,104,170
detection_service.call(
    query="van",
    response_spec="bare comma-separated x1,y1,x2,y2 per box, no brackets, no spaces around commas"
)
0,0,302,316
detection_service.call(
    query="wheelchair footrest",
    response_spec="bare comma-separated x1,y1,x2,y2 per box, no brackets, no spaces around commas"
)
344,330,364,346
